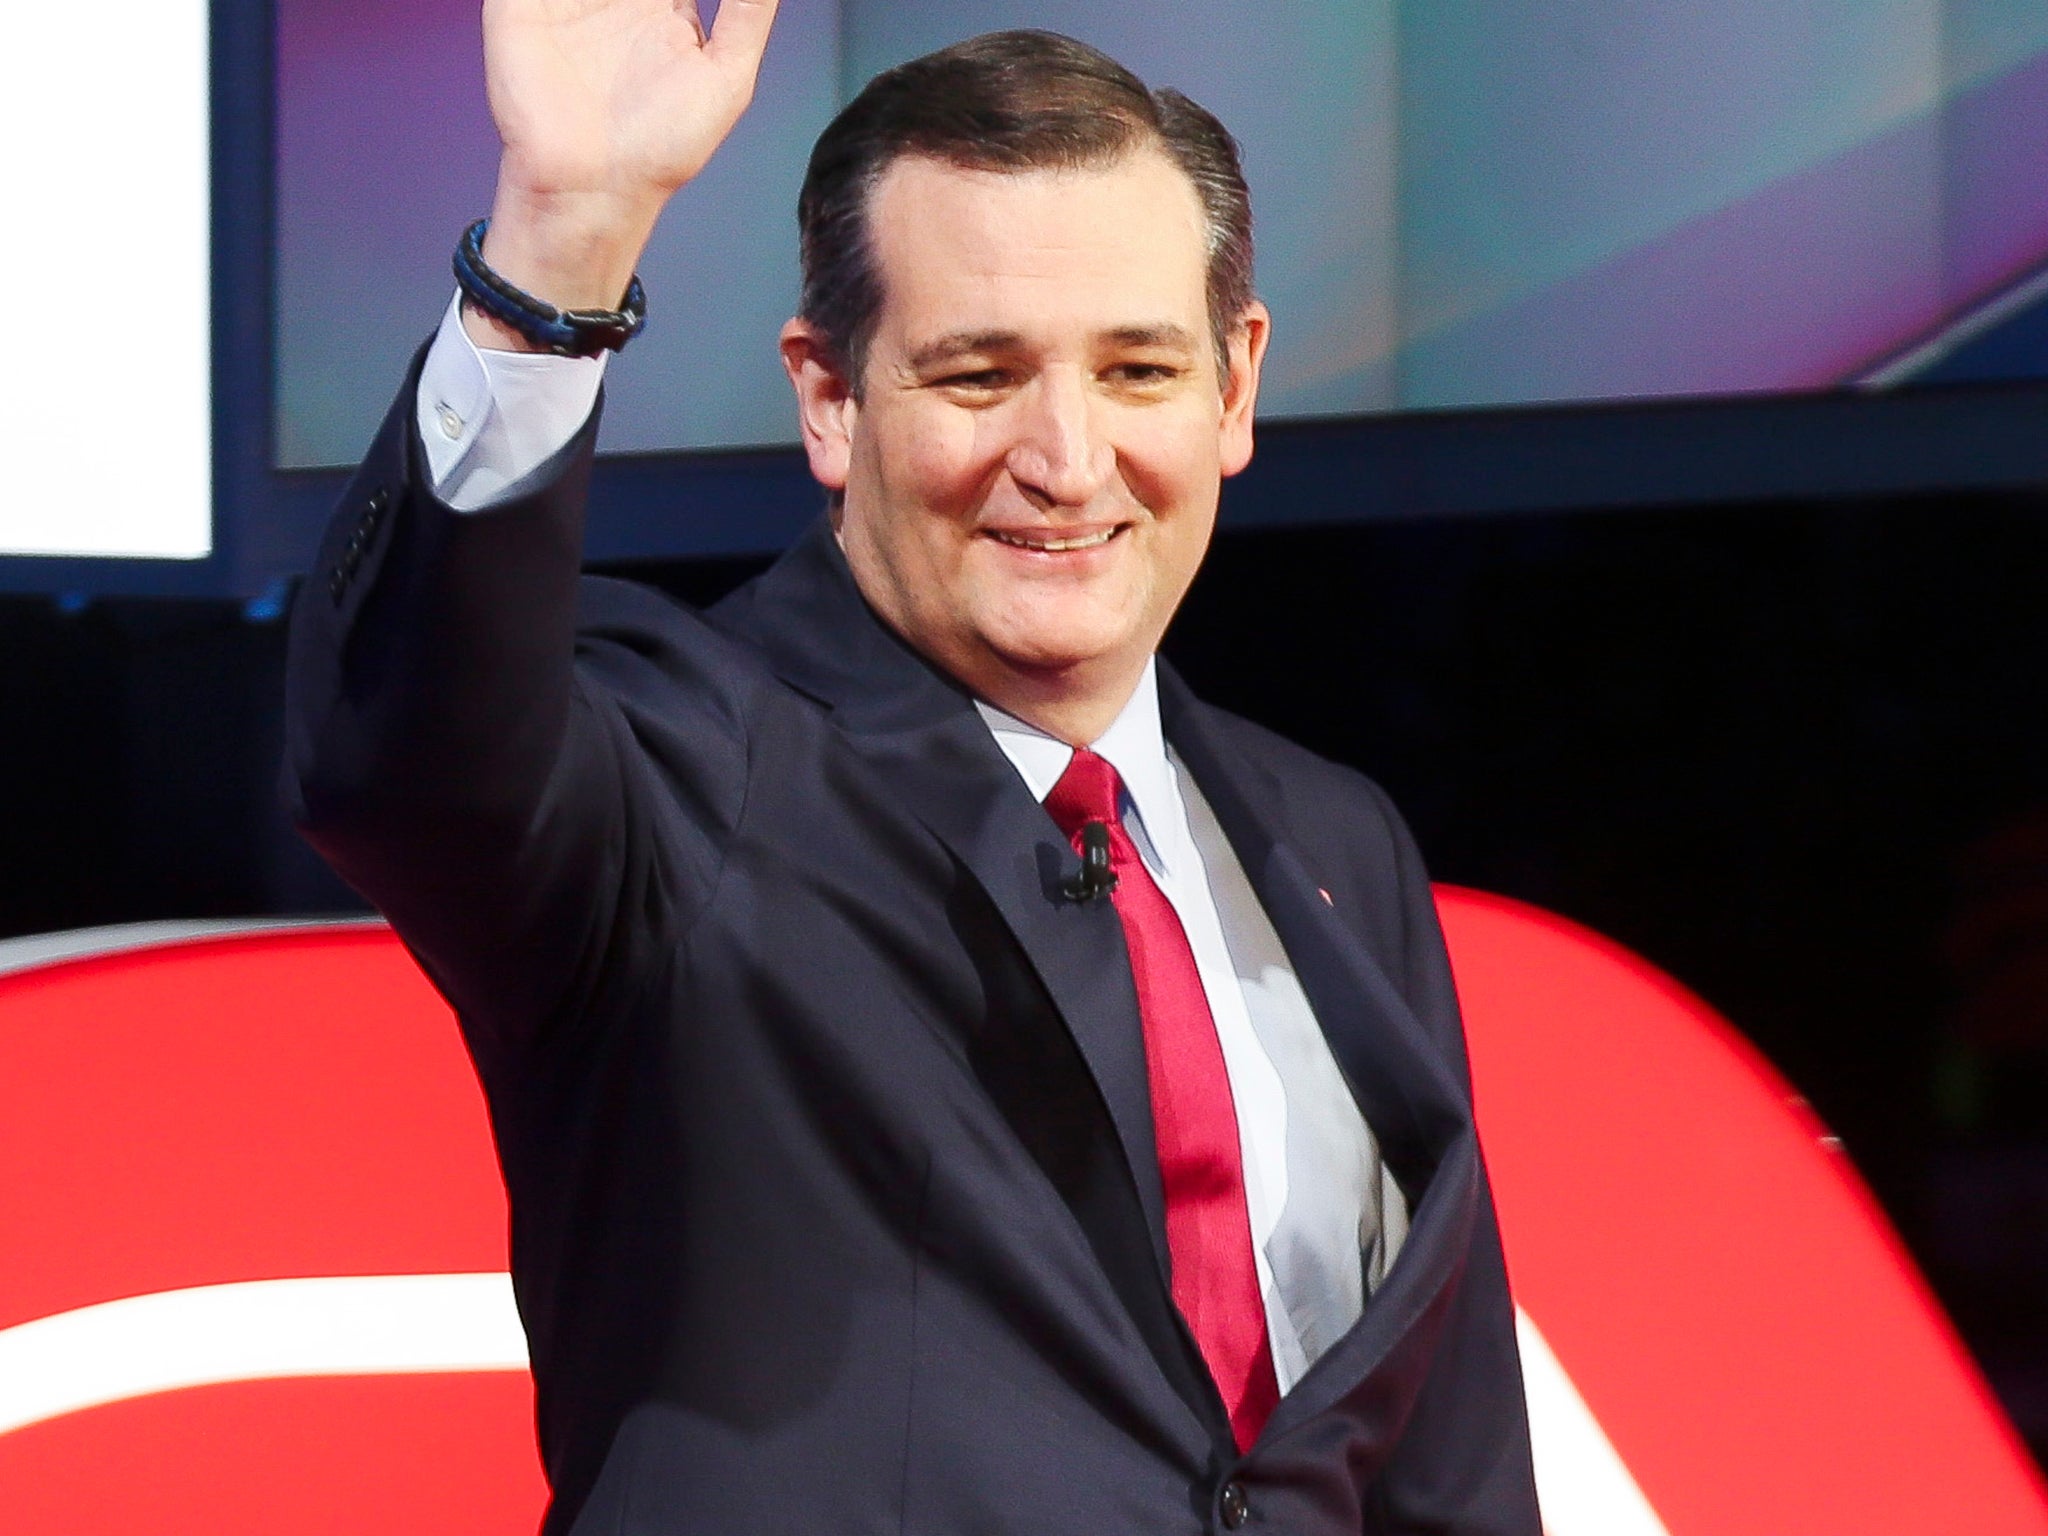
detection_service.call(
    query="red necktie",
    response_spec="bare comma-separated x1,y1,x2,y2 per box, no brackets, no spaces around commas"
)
1044,748,1280,1450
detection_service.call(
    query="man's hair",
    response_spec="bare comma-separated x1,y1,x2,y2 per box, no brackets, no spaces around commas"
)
797,30,1255,388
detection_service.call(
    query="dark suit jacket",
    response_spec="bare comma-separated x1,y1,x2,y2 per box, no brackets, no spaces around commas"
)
284,364,1540,1535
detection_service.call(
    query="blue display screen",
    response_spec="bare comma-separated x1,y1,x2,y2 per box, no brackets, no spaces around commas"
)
275,1,2048,470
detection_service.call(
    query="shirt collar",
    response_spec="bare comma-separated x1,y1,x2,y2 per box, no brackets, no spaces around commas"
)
974,659,1187,876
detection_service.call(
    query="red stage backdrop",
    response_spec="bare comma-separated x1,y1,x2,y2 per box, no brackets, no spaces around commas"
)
1,903,2043,1534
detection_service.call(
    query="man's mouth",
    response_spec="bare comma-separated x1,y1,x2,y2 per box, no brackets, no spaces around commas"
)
985,525,1125,553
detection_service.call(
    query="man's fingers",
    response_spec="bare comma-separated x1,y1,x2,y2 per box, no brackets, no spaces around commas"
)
705,0,780,70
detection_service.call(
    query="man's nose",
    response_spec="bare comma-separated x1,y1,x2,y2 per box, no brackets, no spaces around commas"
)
1004,372,1115,506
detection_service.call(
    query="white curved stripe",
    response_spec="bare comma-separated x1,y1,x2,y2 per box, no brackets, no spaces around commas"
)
1516,1307,1671,1536
0,1270,1667,1533
0,1273,528,1439
0,916,386,981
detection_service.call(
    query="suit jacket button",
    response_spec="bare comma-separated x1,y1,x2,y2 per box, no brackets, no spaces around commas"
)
1219,1479,1249,1529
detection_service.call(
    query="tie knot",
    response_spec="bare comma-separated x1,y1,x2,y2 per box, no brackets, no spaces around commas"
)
1043,747,1125,839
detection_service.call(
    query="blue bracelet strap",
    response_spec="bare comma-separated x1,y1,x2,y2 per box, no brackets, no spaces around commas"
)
451,218,647,357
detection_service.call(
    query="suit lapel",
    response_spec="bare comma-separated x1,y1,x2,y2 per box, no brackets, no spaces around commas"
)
709,521,1171,1277
1156,664,1482,1437
845,711,1173,1274
1155,663,1473,1157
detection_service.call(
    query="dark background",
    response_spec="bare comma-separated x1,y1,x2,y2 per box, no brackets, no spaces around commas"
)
3,485,2043,1466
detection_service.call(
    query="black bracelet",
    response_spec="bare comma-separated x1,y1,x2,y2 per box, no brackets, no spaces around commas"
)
451,218,647,357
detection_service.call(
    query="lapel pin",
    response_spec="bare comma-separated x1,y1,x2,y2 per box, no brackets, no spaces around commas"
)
1318,887,1334,906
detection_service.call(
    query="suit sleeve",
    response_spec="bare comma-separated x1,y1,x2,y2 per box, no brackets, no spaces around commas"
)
282,346,751,1062
1364,782,1543,1535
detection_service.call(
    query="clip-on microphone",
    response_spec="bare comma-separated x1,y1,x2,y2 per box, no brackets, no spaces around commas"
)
1063,821,1120,903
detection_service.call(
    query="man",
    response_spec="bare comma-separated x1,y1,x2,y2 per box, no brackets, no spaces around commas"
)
286,4,1539,1532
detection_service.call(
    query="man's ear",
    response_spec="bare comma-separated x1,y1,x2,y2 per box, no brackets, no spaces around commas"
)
1218,301,1272,479
779,318,856,491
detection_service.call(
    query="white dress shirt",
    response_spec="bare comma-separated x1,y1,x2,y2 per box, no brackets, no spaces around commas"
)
418,296,608,512
415,299,1407,1390
977,678,1407,1389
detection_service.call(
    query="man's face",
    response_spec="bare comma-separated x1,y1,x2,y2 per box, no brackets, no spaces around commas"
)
782,148,1269,731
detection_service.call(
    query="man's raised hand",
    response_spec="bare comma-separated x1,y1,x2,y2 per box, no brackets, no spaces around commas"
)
470,0,782,348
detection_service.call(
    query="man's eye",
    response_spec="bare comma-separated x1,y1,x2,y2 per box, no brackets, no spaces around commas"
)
1111,363,1181,385
937,369,1009,390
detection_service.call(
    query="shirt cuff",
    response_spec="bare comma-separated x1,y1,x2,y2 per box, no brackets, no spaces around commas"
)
415,293,608,512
